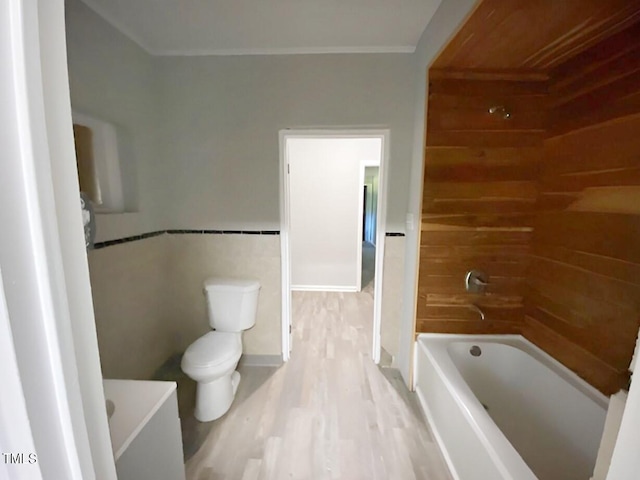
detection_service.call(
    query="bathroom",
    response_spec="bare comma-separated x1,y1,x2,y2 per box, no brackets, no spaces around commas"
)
2,0,640,479
65,0,411,402
64,0,415,475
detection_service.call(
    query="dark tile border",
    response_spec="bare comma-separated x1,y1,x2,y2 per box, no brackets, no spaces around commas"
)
93,229,281,249
93,229,402,249
93,231,166,249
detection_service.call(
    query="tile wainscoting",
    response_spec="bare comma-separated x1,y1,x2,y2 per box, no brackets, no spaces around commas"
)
88,234,174,379
88,230,406,380
380,236,406,363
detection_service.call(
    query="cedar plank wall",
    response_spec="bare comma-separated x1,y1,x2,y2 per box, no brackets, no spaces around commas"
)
416,73,545,335
522,25,640,395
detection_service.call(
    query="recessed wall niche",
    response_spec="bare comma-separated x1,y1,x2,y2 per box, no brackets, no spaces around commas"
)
72,111,129,213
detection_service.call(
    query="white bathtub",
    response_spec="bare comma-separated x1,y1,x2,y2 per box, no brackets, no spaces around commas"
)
415,334,608,480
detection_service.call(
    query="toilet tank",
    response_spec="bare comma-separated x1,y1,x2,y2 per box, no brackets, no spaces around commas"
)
203,278,261,332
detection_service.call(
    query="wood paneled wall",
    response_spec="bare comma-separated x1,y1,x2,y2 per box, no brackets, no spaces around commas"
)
416,74,544,335
522,30,640,394
418,21,640,395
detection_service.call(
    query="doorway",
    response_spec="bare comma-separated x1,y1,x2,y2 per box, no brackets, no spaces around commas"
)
279,130,389,363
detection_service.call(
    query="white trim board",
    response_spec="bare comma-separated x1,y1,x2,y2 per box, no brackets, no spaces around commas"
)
79,0,417,57
279,129,389,364
291,285,359,293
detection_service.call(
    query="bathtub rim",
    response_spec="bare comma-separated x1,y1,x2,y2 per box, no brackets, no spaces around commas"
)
414,333,609,480
416,333,608,409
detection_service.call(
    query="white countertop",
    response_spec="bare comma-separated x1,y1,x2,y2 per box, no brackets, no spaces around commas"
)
103,379,177,460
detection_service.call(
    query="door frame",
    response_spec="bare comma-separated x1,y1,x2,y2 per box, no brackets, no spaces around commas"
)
279,129,390,363
1,0,116,477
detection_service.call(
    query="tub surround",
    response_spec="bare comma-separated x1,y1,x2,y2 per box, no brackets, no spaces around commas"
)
523,27,640,394
418,75,541,334
416,0,640,395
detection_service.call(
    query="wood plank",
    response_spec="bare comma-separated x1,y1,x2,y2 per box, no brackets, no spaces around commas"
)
432,0,640,71
423,293,523,307
532,244,640,286
420,230,532,246
423,199,536,215
419,0,640,400
425,146,541,168
418,277,525,296
533,212,640,263
416,319,521,335
429,68,549,82
420,244,529,261
526,276,637,334
425,181,537,200
539,166,640,193
429,78,548,96
550,46,640,107
550,72,640,135
550,22,640,90
420,258,529,277
428,109,546,132
524,286,594,328
423,213,535,229
544,114,640,174
528,256,640,312
425,164,537,183
428,92,549,112
416,304,524,323
427,130,544,148
186,290,455,480
521,316,630,395
535,193,580,212
524,299,637,369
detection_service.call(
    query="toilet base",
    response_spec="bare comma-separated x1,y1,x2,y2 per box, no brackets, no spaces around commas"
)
194,370,241,422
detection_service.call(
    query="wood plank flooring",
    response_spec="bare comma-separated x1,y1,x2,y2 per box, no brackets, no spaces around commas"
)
184,289,452,480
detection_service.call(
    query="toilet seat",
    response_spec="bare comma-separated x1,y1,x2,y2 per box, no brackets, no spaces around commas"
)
182,331,242,373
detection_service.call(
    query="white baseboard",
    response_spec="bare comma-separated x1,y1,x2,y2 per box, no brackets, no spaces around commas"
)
291,284,358,292
238,354,283,367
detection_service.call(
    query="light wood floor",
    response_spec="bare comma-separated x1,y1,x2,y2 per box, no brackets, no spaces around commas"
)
184,288,452,480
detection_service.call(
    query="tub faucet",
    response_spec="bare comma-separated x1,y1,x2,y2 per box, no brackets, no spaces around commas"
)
469,303,485,321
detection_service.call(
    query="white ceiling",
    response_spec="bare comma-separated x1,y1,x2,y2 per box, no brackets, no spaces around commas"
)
80,0,443,56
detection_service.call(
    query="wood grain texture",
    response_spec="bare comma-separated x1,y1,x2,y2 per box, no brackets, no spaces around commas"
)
549,22,640,134
426,77,547,148
419,6,640,394
418,76,540,335
432,0,640,71
524,33,640,392
521,316,629,396
185,290,452,480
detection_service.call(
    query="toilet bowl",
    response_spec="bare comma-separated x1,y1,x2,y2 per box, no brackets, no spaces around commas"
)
181,278,260,422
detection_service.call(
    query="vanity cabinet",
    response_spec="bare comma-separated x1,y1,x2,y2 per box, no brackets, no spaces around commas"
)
103,380,186,480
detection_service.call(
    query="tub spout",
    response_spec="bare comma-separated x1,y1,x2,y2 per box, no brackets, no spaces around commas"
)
468,304,485,321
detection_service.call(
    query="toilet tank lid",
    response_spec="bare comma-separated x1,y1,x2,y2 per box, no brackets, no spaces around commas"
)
203,277,261,293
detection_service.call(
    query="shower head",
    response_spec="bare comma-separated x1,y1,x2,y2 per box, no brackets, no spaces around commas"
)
488,105,511,119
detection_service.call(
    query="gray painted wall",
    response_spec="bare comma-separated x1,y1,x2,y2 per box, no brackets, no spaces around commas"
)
156,54,415,232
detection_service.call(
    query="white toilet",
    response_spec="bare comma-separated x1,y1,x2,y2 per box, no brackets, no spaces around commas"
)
181,277,260,422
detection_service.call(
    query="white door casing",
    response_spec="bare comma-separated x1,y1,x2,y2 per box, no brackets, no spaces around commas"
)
1,0,116,478
279,129,389,363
